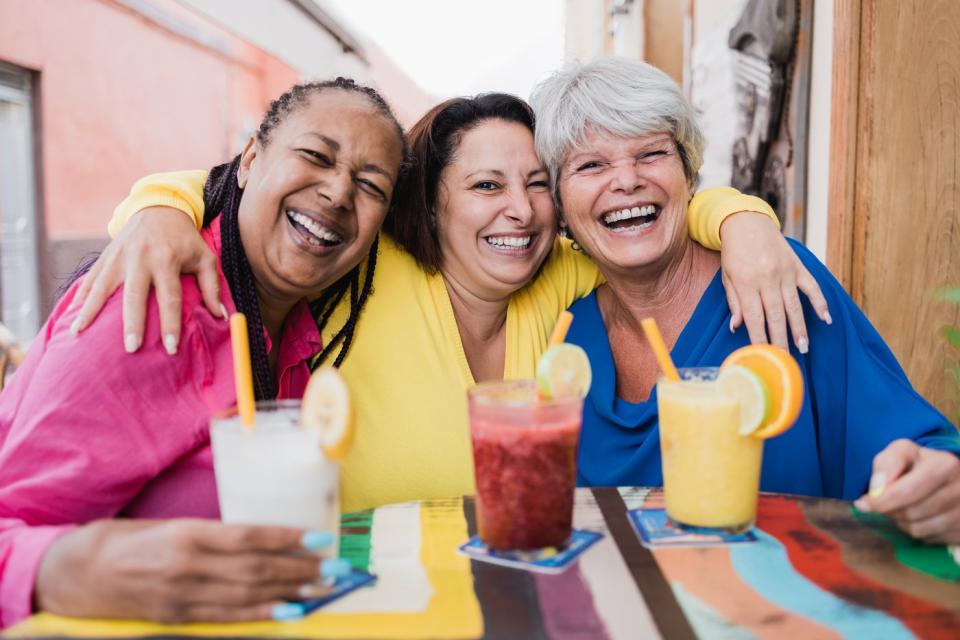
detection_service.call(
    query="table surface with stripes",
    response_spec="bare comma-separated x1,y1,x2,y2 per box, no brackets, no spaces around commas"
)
9,487,960,639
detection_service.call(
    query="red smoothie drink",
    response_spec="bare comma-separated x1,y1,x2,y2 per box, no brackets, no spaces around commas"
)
468,380,583,550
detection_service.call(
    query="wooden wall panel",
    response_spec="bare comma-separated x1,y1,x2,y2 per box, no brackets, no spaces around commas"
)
644,0,686,85
826,0,860,290
853,0,960,418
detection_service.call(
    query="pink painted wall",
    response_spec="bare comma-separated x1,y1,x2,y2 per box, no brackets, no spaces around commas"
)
0,0,299,238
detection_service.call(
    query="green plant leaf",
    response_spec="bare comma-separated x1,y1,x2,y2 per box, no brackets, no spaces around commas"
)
935,287,960,304
943,327,960,350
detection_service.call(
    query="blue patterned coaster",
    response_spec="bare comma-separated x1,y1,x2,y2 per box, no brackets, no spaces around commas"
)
629,508,758,548
299,569,377,614
458,529,603,574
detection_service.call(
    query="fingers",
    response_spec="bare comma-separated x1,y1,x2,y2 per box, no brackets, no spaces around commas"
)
738,289,769,345
858,441,951,514
780,280,809,354
188,520,330,555
193,252,225,320
153,272,183,355
795,262,832,326
722,273,743,332
893,475,960,524
121,269,151,353
156,599,296,624
759,286,789,350
70,258,120,335
187,552,322,586
891,502,960,541
183,601,287,623
69,254,101,312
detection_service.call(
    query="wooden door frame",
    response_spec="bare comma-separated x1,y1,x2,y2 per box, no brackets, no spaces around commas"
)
826,0,860,297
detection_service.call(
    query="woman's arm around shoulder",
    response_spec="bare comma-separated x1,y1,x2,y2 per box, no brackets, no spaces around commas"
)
690,187,831,352
73,170,221,355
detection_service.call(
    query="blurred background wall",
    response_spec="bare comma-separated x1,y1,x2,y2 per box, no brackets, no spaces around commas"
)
0,0,430,344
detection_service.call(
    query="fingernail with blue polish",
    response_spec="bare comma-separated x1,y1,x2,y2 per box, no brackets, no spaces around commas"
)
320,557,351,580
301,530,334,551
272,602,304,621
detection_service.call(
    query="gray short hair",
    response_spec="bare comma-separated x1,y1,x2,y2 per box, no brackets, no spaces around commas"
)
530,57,704,191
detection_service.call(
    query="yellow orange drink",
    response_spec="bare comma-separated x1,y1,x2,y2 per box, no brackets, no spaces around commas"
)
657,368,763,531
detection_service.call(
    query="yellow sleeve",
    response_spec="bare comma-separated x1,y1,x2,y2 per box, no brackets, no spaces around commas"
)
687,186,779,250
530,237,604,311
107,170,209,238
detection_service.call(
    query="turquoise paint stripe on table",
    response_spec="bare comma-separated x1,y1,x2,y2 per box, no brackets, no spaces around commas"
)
730,531,914,639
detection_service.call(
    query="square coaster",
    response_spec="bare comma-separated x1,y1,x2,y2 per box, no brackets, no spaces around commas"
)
457,529,603,574
299,569,377,615
629,508,758,548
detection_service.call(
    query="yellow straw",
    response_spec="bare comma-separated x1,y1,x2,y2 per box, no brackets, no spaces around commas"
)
547,310,574,347
640,317,680,382
229,313,256,428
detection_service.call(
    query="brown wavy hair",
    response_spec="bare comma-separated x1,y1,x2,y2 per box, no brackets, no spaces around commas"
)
382,93,536,273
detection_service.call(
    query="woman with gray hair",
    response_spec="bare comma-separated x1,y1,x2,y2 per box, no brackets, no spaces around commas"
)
533,57,960,543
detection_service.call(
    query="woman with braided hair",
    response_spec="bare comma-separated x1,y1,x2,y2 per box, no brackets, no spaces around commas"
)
71,92,830,514
0,79,405,625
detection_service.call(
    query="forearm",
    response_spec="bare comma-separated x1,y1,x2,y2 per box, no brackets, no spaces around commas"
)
688,186,778,250
108,170,208,237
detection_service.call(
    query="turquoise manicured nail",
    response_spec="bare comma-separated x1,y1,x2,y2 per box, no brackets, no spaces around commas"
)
320,558,351,580
301,530,335,551
271,602,304,621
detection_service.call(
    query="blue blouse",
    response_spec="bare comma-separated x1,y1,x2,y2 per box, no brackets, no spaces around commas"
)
568,240,960,499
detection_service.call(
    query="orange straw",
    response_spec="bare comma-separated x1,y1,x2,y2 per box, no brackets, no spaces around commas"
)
640,317,680,382
229,313,256,428
547,310,574,347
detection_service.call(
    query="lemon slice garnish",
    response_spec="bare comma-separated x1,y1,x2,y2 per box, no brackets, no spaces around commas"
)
536,343,592,399
717,364,770,435
301,367,353,460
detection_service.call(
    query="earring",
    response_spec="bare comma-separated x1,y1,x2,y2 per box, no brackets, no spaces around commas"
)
562,227,584,254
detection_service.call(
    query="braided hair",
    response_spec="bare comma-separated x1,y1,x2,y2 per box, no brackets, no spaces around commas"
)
203,78,406,400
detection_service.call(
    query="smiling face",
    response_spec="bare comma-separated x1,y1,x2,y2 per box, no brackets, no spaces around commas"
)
236,90,403,303
435,119,556,300
558,129,691,279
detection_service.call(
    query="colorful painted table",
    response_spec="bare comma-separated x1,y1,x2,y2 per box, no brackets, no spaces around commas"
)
8,488,960,639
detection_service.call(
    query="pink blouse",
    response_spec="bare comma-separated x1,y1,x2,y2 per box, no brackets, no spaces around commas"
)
0,216,322,626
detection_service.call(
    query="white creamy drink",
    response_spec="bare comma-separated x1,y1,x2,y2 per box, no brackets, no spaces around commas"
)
211,401,340,556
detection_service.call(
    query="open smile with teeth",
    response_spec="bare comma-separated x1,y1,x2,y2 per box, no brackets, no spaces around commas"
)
602,204,660,232
485,235,533,250
286,209,344,247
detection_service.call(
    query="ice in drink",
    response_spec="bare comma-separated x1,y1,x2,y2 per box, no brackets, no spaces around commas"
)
211,400,340,556
657,368,763,531
469,380,582,550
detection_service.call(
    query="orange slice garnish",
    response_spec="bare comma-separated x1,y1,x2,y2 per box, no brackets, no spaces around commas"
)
721,344,804,439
